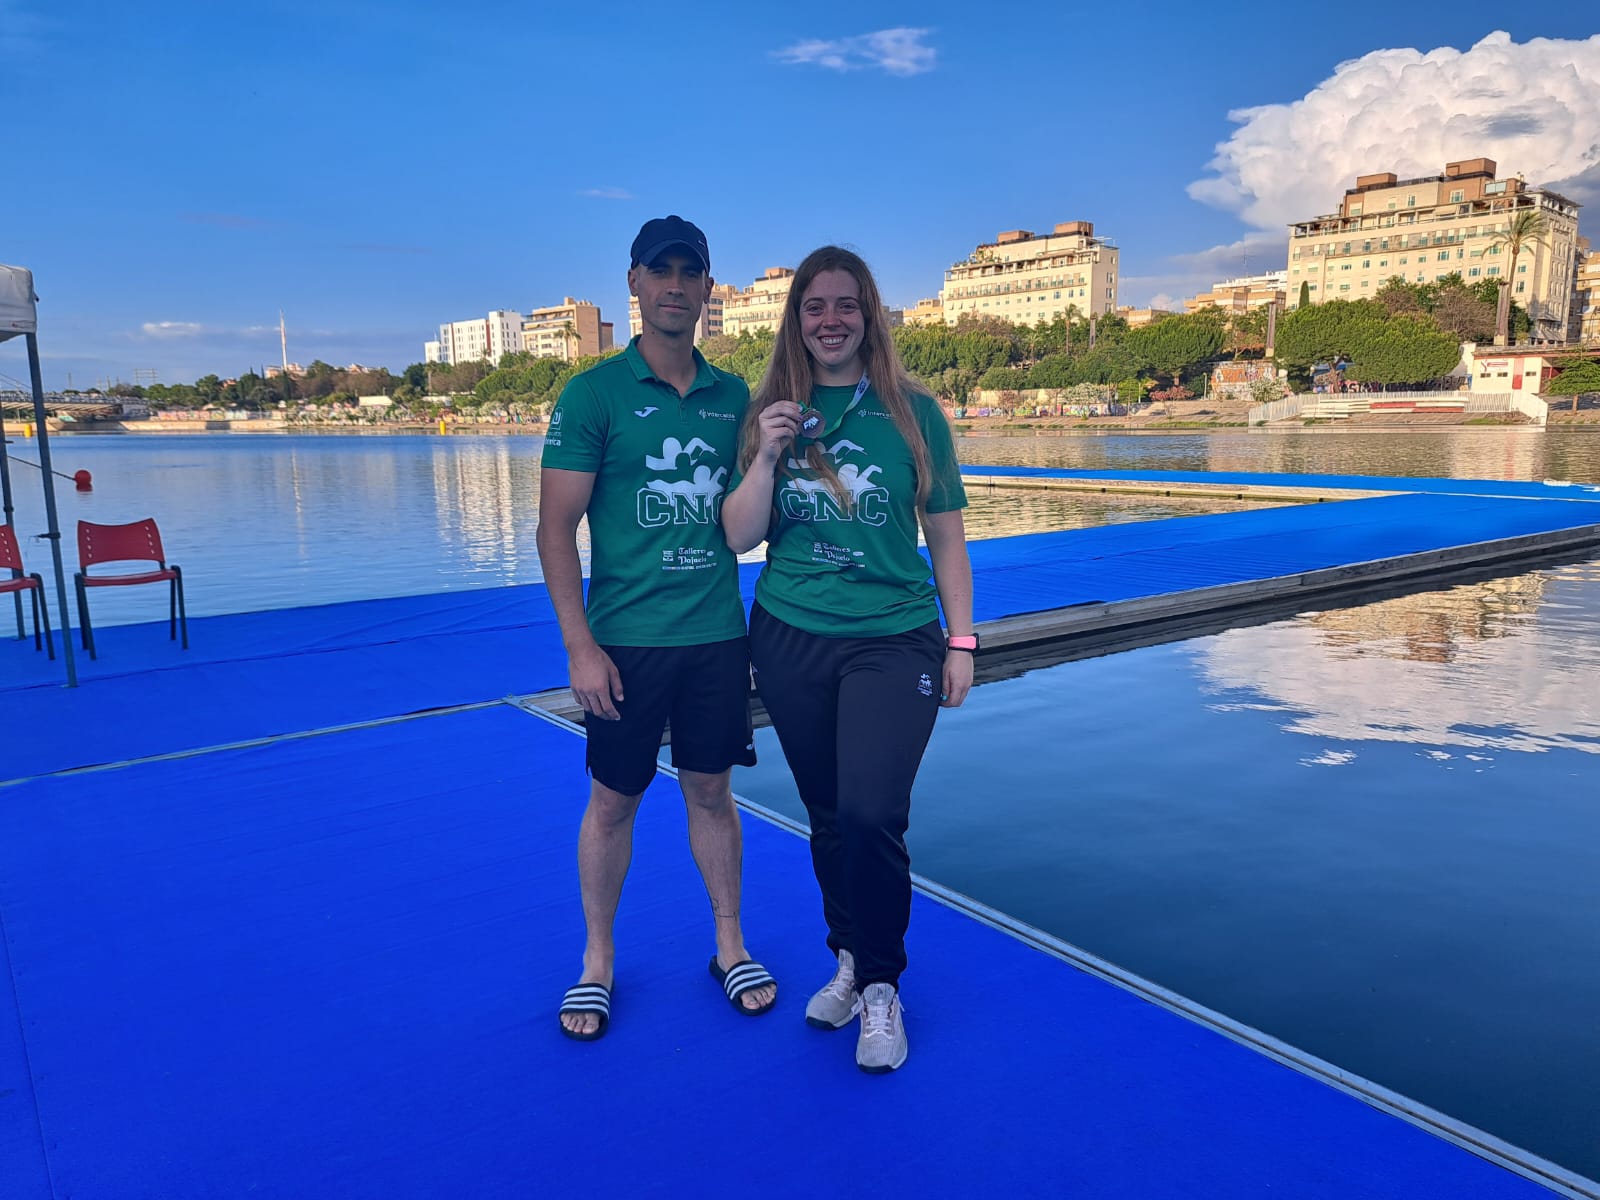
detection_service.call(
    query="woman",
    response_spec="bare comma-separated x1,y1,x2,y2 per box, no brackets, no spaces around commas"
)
722,246,975,1074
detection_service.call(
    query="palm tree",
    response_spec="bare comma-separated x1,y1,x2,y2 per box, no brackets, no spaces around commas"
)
1488,207,1547,346
560,320,580,361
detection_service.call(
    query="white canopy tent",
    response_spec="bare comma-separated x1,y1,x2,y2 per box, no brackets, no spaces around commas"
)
2,263,79,685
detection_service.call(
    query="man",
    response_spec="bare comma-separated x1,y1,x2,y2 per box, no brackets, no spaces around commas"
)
538,215,777,1040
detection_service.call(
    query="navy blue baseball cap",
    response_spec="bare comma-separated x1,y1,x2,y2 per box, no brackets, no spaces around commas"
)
630,216,710,272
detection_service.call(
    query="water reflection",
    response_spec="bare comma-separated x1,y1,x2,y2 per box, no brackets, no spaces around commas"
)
1199,561,1600,756
958,428,1600,484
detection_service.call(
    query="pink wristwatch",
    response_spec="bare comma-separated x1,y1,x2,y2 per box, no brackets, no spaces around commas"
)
946,634,979,653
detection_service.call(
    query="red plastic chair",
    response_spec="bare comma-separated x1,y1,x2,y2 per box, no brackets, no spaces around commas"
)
1,524,54,659
74,518,187,660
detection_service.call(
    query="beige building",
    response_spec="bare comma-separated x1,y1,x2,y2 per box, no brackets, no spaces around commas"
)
626,282,734,343
896,297,945,327
427,310,525,365
1574,239,1598,345
940,221,1118,326
1184,271,1288,314
722,268,796,337
1287,158,1582,341
522,298,611,362
1116,306,1174,328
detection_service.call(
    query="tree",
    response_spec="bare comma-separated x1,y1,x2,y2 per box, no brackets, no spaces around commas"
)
1544,358,1600,412
1488,207,1547,345
1125,311,1226,384
1275,299,1386,370
1374,276,1427,318
977,366,1027,391
1345,316,1461,386
1297,280,1310,309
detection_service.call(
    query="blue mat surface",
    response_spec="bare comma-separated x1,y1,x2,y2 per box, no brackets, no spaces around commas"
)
0,706,1560,1198
961,465,1600,500
7,492,1600,783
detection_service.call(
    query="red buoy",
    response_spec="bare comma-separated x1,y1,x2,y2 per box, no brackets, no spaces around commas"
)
73,469,93,492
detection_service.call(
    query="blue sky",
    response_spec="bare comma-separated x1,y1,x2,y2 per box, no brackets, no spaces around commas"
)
3,1,1597,390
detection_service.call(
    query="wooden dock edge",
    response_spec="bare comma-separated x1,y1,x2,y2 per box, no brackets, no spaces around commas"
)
961,472,1395,503
517,520,1600,727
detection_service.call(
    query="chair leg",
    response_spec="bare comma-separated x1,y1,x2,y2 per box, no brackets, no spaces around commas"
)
173,566,188,650
75,573,96,661
31,576,53,661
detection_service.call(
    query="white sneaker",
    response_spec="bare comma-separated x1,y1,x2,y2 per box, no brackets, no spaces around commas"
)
804,949,859,1030
855,982,907,1073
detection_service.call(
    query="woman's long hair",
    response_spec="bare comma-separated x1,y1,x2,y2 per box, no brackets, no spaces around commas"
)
739,246,935,508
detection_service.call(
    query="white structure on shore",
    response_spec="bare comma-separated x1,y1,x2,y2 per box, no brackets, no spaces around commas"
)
426,311,525,366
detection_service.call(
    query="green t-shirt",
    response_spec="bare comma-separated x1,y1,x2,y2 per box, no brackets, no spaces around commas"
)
541,338,749,647
744,385,967,637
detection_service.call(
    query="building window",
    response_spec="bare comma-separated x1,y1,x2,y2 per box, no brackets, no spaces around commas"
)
1516,282,1526,293
1470,268,1481,277
1450,190,1464,203
1350,205,1363,216
1487,267,1500,276
1339,284,1350,291
1363,260,1371,268
1407,196,1416,207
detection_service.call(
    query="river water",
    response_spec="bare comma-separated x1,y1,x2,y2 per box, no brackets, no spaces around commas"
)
6,426,1598,1180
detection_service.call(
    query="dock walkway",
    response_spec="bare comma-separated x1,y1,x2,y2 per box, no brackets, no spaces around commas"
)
4,470,1600,1197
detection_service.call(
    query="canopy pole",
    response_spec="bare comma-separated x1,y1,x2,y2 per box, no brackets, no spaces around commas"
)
1,391,22,637
26,332,77,686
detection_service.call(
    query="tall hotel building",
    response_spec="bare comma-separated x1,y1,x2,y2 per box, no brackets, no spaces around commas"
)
626,283,735,343
425,310,525,365
1573,240,1598,344
1287,158,1581,341
940,222,1118,325
721,269,796,336
522,297,612,361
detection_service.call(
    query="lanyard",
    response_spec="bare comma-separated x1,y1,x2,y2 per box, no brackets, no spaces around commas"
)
799,373,870,442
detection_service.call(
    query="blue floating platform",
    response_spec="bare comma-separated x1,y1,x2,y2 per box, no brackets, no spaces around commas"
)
0,706,1579,1198
3,469,1599,1197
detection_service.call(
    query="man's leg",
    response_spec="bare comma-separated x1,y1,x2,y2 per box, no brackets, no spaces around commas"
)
680,768,775,1012
563,777,645,1036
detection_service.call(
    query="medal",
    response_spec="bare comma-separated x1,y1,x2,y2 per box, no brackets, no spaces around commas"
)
796,374,871,443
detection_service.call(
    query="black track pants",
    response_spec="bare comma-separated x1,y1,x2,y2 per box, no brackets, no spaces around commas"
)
749,602,944,989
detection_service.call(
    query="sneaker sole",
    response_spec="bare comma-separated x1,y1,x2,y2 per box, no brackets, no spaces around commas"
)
805,1012,855,1031
856,1051,907,1074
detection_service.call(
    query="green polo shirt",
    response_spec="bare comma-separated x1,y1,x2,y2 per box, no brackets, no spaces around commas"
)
742,385,967,637
541,337,749,646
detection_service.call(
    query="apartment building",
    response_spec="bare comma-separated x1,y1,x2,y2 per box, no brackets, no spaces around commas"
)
1287,158,1582,341
1184,270,1288,314
1574,239,1599,344
426,311,525,366
721,268,796,336
522,298,611,362
940,221,1118,326
898,297,945,327
626,283,734,343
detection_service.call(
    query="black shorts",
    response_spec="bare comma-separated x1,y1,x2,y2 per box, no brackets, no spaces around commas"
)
583,636,757,796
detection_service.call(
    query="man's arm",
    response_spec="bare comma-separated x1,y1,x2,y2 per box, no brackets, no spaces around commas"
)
536,466,624,720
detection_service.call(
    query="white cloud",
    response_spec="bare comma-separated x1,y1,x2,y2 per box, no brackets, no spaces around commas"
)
578,186,634,201
140,321,205,339
1190,31,1600,231
773,27,936,77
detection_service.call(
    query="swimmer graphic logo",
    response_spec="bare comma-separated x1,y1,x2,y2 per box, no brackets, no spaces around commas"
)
637,436,728,529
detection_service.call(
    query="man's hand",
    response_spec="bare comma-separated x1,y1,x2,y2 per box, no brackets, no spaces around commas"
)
569,642,624,720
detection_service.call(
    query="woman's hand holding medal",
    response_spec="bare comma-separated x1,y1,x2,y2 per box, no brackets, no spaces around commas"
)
756,399,804,467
